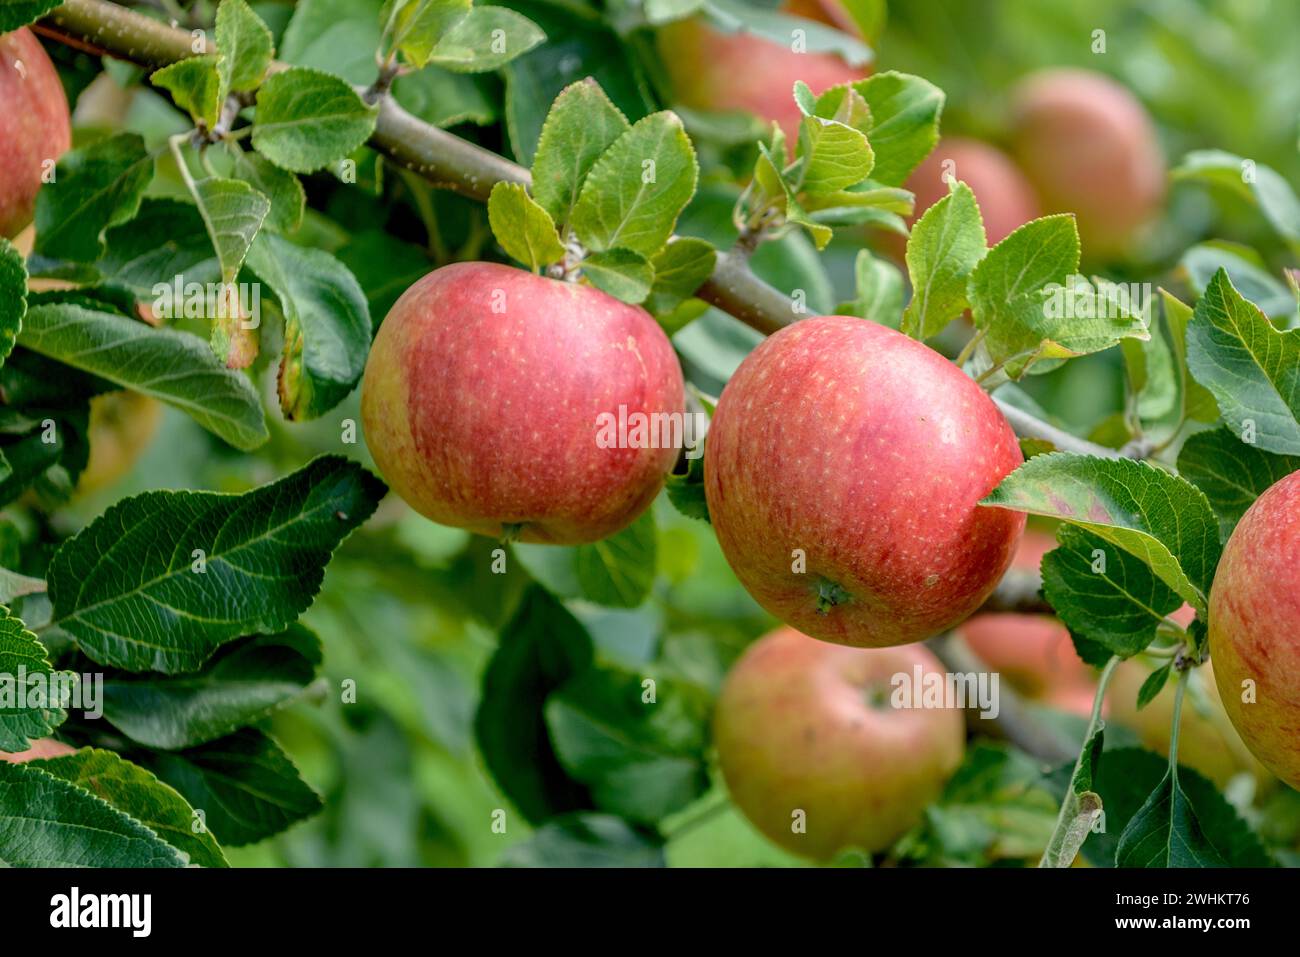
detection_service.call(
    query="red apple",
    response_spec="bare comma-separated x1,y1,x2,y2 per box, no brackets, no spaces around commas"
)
904,137,1040,247
714,626,965,858
1208,469,1300,789
704,315,1025,647
1010,69,1164,256
0,28,71,239
656,16,865,145
361,262,684,544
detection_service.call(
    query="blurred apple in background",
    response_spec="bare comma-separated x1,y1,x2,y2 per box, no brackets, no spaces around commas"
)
656,7,867,145
714,626,965,859
1010,68,1165,256
904,137,1041,246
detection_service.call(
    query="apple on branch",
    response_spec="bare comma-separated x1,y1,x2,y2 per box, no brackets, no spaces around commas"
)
704,315,1025,648
0,28,71,239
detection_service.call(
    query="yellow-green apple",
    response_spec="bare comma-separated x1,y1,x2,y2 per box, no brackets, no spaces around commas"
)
656,15,865,145
361,262,684,544
904,137,1040,247
714,626,965,858
704,315,1025,647
1010,69,1164,256
1110,657,1261,788
0,28,71,239
1208,470,1300,789
77,391,163,495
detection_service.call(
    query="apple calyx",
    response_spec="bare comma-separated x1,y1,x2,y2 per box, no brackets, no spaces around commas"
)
815,578,853,615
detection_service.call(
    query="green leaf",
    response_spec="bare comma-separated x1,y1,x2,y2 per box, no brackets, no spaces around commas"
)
903,744,1059,866
384,0,471,68
0,761,186,866
1136,662,1172,710
486,182,565,273
136,728,322,846
981,452,1221,613
580,248,654,304
0,238,26,367
1173,150,1300,248
0,1,63,32
1181,242,1295,322
33,133,154,263
216,0,275,93
474,586,595,824
570,111,699,257
705,0,872,65
244,231,371,420
901,181,986,340
839,248,904,328
46,455,385,673
1115,768,1226,867
545,663,710,824
252,67,378,173
101,626,320,750
95,198,220,299
18,302,269,451
645,238,715,315
151,55,224,130
796,113,874,195
1064,748,1273,867
1040,725,1103,868
573,509,657,607
1041,524,1183,658
530,79,631,228
190,177,271,284
500,812,665,867
856,71,944,187
1177,425,1300,540
228,147,305,233
35,749,228,867
0,610,68,753
1186,268,1300,456
1158,290,1219,425
666,450,709,523
281,0,386,84
424,5,545,73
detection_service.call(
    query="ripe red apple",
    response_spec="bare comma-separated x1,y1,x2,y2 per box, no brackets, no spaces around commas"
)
361,262,684,545
1010,69,1164,256
704,315,1025,648
1208,469,1300,789
714,626,965,858
656,16,865,145
0,739,75,763
904,137,1040,247
0,28,71,239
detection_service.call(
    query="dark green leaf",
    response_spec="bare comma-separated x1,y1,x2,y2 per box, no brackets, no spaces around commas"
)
0,609,69,752
0,761,186,866
252,67,378,173
572,509,657,607
474,586,594,824
35,748,228,867
46,455,385,672
0,238,26,367
1177,426,1300,540
33,133,153,263
136,728,322,846
499,812,664,867
101,626,320,749
216,0,275,93
18,302,269,451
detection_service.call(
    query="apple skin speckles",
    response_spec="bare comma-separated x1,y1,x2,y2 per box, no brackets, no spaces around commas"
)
704,315,1025,648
